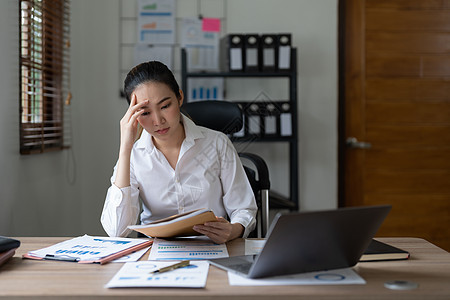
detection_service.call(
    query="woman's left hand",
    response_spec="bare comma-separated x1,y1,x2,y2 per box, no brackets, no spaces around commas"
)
193,217,244,244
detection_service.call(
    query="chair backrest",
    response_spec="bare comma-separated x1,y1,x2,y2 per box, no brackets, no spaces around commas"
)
181,101,243,134
181,100,271,237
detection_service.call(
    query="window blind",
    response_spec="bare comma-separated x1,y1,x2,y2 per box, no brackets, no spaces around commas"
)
19,0,70,154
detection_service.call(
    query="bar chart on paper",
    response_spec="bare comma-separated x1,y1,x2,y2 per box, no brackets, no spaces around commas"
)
148,238,229,260
106,260,210,288
187,78,224,101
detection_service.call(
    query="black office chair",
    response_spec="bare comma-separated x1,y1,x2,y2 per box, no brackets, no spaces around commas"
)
181,100,271,238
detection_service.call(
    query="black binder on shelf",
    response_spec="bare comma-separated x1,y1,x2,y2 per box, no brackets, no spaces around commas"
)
244,34,261,72
279,102,292,137
261,102,281,138
260,34,278,72
221,34,245,72
245,102,262,137
235,101,292,139
277,33,292,71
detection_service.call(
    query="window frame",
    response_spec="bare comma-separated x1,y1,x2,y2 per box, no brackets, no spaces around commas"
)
19,0,70,154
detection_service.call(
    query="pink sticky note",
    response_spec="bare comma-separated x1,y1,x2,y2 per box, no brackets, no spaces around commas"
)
202,18,221,32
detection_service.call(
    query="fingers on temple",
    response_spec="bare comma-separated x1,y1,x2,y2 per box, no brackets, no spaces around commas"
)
130,93,137,106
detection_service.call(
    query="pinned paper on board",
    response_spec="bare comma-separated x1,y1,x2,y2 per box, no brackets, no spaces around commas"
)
137,0,175,44
188,78,224,101
202,18,221,32
134,44,173,69
181,18,220,71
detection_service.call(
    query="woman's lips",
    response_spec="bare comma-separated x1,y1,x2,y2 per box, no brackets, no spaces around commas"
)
155,128,169,134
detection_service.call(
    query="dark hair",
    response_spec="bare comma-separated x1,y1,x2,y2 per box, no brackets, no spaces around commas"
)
123,61,181,104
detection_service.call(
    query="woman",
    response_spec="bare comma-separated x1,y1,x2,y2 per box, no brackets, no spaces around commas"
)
101,61,257,244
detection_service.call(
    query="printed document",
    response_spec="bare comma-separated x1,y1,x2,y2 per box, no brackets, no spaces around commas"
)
228,267,366,286
27,235,148,262
149,237,228,260
106,260,209,288
111,246,151,263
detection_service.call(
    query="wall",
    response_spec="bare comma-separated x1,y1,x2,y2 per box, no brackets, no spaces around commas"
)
0,0,337,237
0,0,84,236
224,0,338,211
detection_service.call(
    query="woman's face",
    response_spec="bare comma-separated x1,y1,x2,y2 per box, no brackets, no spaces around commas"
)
133,81,184,144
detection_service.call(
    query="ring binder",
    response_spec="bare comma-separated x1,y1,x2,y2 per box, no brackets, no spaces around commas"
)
277,33,292,71
221,34,245,72
244,34,261,72
261,34,278,72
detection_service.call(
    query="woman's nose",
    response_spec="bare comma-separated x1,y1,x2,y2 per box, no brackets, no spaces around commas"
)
152,111,165,126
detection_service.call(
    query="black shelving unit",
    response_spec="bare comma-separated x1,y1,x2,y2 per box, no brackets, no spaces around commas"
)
181,48,299,210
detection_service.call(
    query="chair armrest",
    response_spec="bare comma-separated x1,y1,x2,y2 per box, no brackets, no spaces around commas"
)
238,152,270,190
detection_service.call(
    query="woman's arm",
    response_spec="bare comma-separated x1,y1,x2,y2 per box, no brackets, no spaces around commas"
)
114,94,148,188
100,94,148,237
193,134,257,243
101,183,140,237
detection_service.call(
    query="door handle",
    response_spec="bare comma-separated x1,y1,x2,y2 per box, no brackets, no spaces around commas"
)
346,137,372,149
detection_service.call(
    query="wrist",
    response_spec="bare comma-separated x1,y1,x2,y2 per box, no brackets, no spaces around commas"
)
119,144,133,156
231,223,245,239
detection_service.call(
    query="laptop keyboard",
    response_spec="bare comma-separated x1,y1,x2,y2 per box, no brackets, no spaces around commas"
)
228,262,252,275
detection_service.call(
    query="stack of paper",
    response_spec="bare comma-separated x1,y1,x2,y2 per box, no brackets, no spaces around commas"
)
23,235,152,264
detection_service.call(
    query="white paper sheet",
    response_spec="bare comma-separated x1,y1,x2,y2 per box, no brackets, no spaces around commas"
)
187,78,224,101
227,267,366,286
137,0,175,44
111,247,151,263
106,260,209,288
180,18,219,71
148,238,229,260
134,44,173,69
245,239,266,255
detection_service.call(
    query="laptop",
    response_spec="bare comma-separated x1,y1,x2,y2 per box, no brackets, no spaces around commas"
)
208,205,391,278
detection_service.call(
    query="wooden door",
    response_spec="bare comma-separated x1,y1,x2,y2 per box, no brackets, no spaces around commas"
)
341,0,450,251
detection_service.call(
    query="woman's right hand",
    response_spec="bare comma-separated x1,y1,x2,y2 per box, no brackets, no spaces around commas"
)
119,94,148,152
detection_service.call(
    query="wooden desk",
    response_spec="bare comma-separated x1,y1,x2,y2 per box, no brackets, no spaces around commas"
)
0,237,449,299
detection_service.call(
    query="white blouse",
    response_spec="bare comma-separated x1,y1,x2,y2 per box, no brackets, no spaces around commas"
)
101,115,257,238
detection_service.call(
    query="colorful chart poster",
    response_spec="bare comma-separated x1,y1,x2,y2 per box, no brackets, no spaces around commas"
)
137,0,175,44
